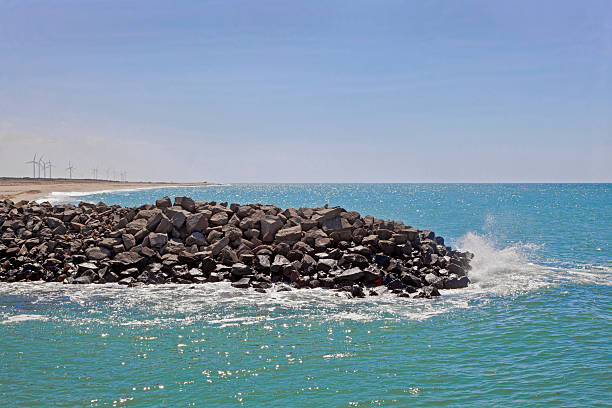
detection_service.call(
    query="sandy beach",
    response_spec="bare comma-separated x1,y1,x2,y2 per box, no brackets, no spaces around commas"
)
0,177,213,202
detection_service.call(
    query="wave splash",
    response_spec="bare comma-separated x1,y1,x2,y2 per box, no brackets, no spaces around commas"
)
455,231,611,294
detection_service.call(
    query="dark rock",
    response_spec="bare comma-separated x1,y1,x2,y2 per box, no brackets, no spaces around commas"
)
416,286,441,298
232,277,251,288
186,213,208,234
444,275,470,289
231,263,251,276
260,216,283,243
156,196,172,209
335,267,364,283
113,251,143,266
275,225,302,244
149,232,168,248
86,246,110,261
174,196,196,212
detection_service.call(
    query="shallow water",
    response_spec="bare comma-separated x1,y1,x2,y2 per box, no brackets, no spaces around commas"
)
2,184,611,407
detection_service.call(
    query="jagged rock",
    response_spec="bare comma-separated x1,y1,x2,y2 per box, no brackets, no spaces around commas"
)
86,246,110,261
186,213,208,234
335,267,364,282
122,233,136,250
231,263,251,276
211,236,229,256
260,216,283,243
444,275,469,289
156,196,172,209
155,215,173,233
149,232,168,248
416,286,441,298
113,251,143,266
186,232,207,246
275,225,302,244
232,277,251,288
174,196,195,212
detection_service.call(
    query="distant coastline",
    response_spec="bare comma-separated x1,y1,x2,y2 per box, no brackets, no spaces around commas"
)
0,177,216,202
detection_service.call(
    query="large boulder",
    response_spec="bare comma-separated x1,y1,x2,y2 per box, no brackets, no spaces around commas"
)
149,232,168,248
260,216,283,243
156,196,172,209
334,267,364,283
174,196,196,212
275,225,302,244
113,251,144,266
86,246,110,261
186,213,208,234
209,212,229,227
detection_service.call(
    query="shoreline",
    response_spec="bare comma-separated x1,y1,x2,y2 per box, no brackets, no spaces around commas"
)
0,177,217,202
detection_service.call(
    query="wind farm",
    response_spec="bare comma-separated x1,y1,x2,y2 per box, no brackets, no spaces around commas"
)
0,154,213,202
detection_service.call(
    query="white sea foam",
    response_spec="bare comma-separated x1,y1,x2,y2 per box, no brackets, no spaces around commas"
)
0,313,48,324
0,233,609,324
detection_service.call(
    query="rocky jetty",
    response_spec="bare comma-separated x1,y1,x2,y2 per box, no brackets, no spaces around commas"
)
0,197,472,298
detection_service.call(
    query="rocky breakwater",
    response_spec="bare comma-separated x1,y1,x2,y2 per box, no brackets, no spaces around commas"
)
0,197,472,298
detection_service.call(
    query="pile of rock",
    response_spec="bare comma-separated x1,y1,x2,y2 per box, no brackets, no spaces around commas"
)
0,197,472,298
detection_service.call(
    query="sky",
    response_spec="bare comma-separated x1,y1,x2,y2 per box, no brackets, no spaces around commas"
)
0,0,611,182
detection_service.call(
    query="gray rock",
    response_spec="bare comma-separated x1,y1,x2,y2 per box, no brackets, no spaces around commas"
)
86,246,110,261
146,211,163,231
444,275,469,289
275,225,302,244
211,236,229,256
156,196,172,209
73,275,92,284
170,210,188,229
155,215,173,233
186,232,207,246
185,213,208,234
113,251,144,266
174,196,196,212
231,263,251,276
149,232,168,248
317,258,337,272
122,233,136,250
209,212,228,227
260,216,283,243
416,286,441,298
232,277,251,288
335,267,364,282
118,276,136,285
448,262,466,276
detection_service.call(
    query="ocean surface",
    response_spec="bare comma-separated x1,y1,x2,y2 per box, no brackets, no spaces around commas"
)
1,183,610,407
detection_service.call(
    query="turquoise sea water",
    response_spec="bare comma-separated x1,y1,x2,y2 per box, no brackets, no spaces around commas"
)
1,184,610,407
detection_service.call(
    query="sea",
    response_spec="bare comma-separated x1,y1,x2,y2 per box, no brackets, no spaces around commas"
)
1,183,610,407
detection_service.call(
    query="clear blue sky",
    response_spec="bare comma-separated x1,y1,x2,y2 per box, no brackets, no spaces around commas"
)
1,0,610,182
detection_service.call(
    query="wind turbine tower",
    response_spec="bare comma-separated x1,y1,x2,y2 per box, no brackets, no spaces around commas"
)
38,156,45,178
47,160,55,179
25,153,37,178
66,161,75,179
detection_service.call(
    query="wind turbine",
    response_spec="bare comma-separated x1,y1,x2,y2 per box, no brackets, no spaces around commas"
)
25,153,37,178
38,156,45,178
66,161,75,179
92,168,98,180
47,160,55,179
